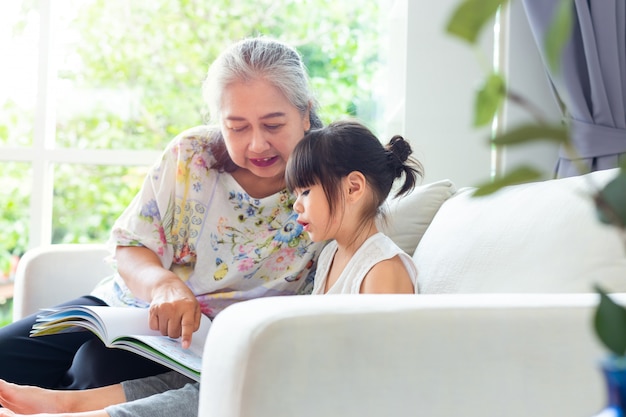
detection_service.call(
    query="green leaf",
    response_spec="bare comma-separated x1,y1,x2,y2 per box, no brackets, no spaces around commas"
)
472,165,543,196
474,73,506,127
492,123,569,146
594,285,626,356
446,0,509,44
545,0,574,73
596,167,626,227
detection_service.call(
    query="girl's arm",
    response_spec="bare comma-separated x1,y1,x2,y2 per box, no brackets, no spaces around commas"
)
116,245,201,349
359,256,415,294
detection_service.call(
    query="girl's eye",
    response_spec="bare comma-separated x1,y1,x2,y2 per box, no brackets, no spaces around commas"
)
295,189,310,198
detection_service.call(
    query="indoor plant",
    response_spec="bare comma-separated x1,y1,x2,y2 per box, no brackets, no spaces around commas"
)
445,0,626,413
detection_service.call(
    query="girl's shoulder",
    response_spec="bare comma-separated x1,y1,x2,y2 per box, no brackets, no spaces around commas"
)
358,233,417,294
361,255,415,294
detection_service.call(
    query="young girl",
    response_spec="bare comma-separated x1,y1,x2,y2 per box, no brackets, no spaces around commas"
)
0,120,423,417
285,119,424,294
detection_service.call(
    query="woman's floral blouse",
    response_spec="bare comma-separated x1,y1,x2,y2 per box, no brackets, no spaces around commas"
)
91,126,324,319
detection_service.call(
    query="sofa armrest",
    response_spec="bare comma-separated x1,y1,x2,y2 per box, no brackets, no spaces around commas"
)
199,293,607,417
13,244,113,320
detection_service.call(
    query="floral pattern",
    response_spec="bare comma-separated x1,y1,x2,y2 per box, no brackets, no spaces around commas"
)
92,126,325,319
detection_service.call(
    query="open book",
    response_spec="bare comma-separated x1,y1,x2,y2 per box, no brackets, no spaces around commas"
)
31,305,212,382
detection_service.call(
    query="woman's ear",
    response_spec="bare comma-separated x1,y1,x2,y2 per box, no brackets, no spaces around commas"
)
345,171,367,201
303,102,312,132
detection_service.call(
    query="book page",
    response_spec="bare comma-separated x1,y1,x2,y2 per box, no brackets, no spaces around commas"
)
32,305,212,381
33,306,161,343
112,311,211,370
83,306,164,342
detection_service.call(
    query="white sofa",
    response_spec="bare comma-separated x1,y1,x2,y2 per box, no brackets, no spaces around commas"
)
13,167,626,417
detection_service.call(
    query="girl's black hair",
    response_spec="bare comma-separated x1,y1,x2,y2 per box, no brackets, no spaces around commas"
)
285,119,424,221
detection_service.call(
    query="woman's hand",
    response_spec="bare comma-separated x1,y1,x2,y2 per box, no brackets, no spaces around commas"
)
149,277,201,349
116,246,201,349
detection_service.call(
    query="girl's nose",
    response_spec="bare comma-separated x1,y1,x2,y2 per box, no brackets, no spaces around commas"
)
293,196,303,214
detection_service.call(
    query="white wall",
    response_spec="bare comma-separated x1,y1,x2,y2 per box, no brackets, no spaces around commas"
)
498,0,562,178
390,0,562,188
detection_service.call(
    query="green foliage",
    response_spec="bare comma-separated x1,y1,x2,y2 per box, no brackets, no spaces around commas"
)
595,286,626,357
0,0,383,278
473,166,543,196
0,299,13,328
52,164,147,244
0,100,34,147
596,160,626,228
474,72,506,127
447,0,626,357
472,124,571,197
446,0,509,44
62,0,382,138
0,162,30,274
492,123,570,146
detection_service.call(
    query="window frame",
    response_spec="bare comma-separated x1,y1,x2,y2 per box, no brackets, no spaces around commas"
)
0,1,160,250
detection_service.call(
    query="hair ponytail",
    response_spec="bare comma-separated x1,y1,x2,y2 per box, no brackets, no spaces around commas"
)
385,135,423,198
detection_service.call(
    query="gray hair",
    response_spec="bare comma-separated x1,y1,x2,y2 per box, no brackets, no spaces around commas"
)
203,36,321,129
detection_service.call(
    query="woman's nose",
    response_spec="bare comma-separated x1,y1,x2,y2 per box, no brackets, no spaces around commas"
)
249,129,270,153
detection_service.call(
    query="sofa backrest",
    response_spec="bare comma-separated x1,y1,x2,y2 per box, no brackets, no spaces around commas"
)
381,178,456,255
411,168,626,294
13,244,113,320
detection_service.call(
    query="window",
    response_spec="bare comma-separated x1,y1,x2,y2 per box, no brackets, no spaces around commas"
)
0,0,390,280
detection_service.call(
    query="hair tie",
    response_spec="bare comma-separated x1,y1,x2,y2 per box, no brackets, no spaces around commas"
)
386,150,404,177
387,135,412,177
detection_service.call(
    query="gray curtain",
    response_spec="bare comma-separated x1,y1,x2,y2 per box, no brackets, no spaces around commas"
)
522,0,626,178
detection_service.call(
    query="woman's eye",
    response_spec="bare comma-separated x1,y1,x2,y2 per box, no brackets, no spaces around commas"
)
229,125,247,132
265,124,282,131
301,189,310,196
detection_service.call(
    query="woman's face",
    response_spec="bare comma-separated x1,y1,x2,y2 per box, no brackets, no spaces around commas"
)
220,79,311,181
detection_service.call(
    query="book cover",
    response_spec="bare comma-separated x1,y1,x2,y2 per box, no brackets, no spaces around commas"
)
31,305,212,382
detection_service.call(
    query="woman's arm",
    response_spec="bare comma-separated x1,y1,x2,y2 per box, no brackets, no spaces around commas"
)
116,246,201,349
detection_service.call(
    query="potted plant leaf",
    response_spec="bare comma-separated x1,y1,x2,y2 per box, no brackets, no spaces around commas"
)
445,0,626,413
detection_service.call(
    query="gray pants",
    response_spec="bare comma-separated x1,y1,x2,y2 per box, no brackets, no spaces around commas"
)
105,371,198,417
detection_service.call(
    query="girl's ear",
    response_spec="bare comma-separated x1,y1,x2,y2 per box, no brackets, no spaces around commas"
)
345,171,367,201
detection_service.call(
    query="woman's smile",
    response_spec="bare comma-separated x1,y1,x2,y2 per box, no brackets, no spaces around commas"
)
249,155,279,167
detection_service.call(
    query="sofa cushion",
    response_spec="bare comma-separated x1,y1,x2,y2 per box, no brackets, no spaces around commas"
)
414,168,626,294
382,179,456,255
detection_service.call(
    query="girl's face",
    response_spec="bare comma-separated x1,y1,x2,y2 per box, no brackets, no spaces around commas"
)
220,79,311,181
292,184,340,242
